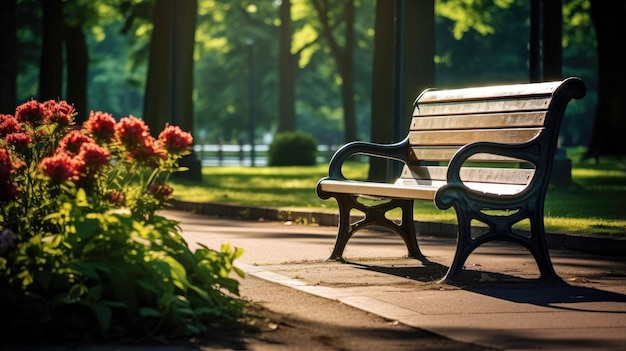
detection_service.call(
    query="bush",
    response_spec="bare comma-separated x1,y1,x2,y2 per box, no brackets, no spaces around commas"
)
0,100,245,343
268,131,318,166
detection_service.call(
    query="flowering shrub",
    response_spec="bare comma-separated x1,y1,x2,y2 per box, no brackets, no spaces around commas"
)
0,100,244,342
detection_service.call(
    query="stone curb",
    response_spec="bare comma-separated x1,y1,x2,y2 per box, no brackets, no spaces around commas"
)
169,199,626,256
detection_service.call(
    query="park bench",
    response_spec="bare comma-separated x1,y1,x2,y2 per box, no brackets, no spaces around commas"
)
316,77,586,282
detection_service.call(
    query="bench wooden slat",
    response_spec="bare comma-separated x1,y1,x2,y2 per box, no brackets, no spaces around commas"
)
414,97,551,116
415,81,562,103
317,179,437,200
408,128,542,146
410,112,546,130
318,177,528,201
410,147,522,162
400,166,534,185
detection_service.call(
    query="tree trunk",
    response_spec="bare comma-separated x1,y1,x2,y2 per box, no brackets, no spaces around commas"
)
65,25,89,123
278,0,296,132
0,0,17,113
587,0,626,158
368,0,395,182
542,0,562,81
339,0,356,142
144,0,196,134
144,0,201,181
368,0,435,181
39,0,63,101
402,0,435,128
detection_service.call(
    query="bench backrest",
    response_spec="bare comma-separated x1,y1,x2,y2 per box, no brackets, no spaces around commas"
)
399,77,586,190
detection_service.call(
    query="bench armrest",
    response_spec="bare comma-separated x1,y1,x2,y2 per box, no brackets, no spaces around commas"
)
326,137,410,180
435,141,541,209
446,141,540,184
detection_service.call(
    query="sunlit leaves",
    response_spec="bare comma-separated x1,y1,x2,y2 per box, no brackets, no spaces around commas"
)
436,0,514,39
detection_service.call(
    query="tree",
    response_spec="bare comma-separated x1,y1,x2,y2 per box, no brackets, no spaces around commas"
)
143,0,196,134
310,0,357,142
542,0,562,81
0,0,17,114
368,0,434,182
143,0,201,180
587,0,626,158
39,0,63,101
368,0,395,182
278,0,297,132
63,0,98,123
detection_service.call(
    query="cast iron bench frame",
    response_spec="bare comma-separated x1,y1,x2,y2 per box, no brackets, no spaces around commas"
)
316,77,586,282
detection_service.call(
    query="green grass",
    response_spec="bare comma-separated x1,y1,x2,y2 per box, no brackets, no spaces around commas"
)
170,148,626,237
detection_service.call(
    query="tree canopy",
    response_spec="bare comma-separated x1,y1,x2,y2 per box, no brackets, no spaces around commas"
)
4,0,615,155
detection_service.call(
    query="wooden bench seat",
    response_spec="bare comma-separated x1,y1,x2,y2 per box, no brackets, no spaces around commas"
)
316,77,586,282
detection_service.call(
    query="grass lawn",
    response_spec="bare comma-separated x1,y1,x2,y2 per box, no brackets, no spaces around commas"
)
170,148,625,237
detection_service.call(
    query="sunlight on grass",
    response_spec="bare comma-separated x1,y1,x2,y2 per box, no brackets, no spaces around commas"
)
171,154,626,236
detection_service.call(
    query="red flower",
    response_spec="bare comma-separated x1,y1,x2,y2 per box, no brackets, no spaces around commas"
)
84,111,116,142
107,191,125,206
0,149,14,180
128,136,165,165
58,130,94,155
0,114,23,137
158,125,193,154
0,149,19,201
115,116,150,148
78,142,110,172
147,182,173,201
43,100,75,127
15,100,47,126
5,132,32,147
39,151,82,183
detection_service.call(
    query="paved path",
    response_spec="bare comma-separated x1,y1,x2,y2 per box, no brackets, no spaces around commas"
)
166,210,626,351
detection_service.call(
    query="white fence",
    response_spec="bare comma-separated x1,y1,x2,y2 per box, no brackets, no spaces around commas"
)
192,144,340,166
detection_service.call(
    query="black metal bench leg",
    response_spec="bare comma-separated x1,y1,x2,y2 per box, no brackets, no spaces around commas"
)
327,194,423,260
328,194,355,260
439,209,474,283
527,213,560,281
397,199,424,259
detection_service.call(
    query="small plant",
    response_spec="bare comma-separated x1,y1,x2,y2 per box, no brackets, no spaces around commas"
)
268,131,318,166
0,100,245,343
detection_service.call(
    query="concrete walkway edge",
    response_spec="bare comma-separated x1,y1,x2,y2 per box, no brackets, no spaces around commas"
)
169,199,626,256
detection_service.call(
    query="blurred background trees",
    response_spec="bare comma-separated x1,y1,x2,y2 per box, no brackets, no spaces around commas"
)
1,0,622,158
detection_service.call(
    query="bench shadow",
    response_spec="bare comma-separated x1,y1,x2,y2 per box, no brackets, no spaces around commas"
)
346,260,626,313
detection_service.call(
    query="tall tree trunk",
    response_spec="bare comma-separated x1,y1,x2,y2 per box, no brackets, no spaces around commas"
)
368,0,395,181
278,0,296,132
403,0,434,122
65,25,89,123
144,0,201,180
339,0,356,142
0,0,17,113
368,0,435,181
587,0,626,158
542,0,562,81
39,0,63,101
144,0,196,134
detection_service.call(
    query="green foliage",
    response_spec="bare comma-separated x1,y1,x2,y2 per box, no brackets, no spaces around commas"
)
268,131,318,166
1,195,244,341
13,1,599,151
0,101,245,342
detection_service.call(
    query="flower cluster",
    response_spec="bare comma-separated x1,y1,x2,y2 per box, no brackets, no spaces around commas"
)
0,100,247,343
1,99,193,239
